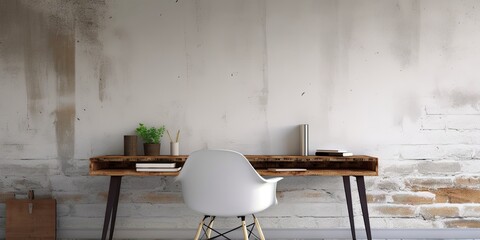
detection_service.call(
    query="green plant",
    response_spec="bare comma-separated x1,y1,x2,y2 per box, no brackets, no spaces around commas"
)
135,123,165,144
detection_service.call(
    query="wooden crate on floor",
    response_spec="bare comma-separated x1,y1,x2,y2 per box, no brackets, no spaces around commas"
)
6,199,56,240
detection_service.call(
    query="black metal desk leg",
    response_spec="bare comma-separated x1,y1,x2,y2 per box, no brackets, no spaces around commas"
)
102,176,122,240
343,176,356,240
356,176,372,240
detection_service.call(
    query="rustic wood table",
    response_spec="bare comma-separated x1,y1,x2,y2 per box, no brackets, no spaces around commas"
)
90,155,378,240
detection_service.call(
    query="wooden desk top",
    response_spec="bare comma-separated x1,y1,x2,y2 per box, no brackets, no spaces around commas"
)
90,155,378,177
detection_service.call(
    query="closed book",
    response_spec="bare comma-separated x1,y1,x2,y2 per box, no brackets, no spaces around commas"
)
315,152,353,157
315,149,347,153
136,167,182,172
136,163,176,168
268,168,307,172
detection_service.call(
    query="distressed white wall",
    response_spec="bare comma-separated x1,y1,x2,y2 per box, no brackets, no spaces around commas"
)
2,0,480,238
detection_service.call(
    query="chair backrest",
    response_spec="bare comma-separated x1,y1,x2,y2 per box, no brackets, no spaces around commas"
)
176,149,275,217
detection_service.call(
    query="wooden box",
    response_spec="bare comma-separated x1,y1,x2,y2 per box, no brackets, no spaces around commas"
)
6,199,56,240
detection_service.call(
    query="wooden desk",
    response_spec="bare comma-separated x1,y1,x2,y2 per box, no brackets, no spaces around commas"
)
90,155,378,240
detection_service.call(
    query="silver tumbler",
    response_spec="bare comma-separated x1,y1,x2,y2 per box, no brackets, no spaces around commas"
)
300,124,309,156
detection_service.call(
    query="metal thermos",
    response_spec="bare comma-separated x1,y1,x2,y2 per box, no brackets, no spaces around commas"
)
300,124,309,156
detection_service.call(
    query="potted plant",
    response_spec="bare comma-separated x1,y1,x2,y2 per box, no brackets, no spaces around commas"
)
135,123,165,156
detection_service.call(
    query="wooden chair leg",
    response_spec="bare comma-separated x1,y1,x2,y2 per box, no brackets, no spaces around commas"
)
253,215,266,240
194,216,206,240
206,216,215,238
240,216,249,240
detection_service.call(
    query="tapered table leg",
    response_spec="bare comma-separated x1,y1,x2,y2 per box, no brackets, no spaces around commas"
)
343,176,356,240
356,176,372,240
102,176,122,240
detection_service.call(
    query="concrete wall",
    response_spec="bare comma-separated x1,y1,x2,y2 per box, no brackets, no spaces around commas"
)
1,0,480,237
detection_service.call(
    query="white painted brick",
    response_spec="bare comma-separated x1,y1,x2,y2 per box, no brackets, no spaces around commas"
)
421,112,480,131
421,115,446,130
277,189,344,203
261,203,348,217
425,100,480,115
460,160,480,173
276,176,344,191
364,145,401,160
369,217,436,228
417,161,461,175
462,204,480,217
256,217,349,228
418,204,461,219
381,160,418,176
389,191,436,204
445,115,480,130
369,204,417,217
454,174,480,188
371,177,406,191
404,177,455,190
401,130,480,146
399,144,480,160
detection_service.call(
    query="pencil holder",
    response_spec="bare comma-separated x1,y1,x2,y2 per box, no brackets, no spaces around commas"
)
170,142,179,156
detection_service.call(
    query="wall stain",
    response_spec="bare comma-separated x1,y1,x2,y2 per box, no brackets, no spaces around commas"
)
50,19,76,163
449,90,480,109
0,0,106,167
392,0,420,67
71,0,107,102
21,2,50,127
0,0,23,75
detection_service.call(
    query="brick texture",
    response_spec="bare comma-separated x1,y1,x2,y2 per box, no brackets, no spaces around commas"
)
434,188,480,203
391,192,435,204
370,205,417,217
455,175,480,188
445,220,480,228
419,205,460,219
405,177,455,191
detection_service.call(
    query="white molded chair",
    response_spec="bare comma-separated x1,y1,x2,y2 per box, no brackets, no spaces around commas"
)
175,149,283,240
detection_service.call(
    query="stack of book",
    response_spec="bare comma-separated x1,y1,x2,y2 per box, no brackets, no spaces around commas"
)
135,162,182,172
315,149,353,157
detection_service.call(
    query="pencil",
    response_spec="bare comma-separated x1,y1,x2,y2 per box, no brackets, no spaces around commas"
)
167,130,173,142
